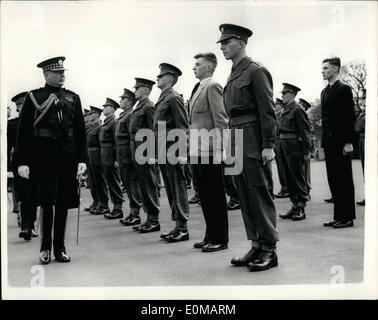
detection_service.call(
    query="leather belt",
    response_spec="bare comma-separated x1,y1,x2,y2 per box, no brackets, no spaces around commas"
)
279,133,299,139
229,113,258,127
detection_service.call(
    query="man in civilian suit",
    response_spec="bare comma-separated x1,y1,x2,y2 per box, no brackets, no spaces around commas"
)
321,57,356,228
189,52,229,252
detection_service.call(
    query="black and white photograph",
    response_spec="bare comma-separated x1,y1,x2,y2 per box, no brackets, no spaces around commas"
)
1,0,377,302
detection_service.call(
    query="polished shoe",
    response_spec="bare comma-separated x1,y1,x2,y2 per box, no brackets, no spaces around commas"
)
193,240,208,249
201,243,228,252
39,250,51,264
166,230,189,243
133,221,148,231
227,199,241,210
247,250,278,271
291,207,306,221
189,195,201,204
333,220,354,229
30,229,38,237
19,230,31,241
279,207,297,219
324,197,334,203
231,247,261,266
275,190,289,198
55,251,71,263
323,220,338,227
89,205,100,214
121,215,141,226
104,210,123,220
356,199,365,206
160,228,177,240
119,216,131,224
139,222,160,233
84,204,96,212
93,206,110,215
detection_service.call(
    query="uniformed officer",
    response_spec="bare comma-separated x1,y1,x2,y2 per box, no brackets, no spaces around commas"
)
15,56,87,264
86,105,110,215
155,63,190,242
277,83,311,221
99,98,124,219
218,24,278,271
274,98,289,198
9,92,39,240
130,78,160,233
116,89,143,226
298,98,314,197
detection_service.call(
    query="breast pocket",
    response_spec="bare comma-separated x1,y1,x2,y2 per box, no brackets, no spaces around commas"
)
231,79,251,106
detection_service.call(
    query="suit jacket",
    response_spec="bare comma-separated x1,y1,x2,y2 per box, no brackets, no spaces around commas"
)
321,80,355,147
189,78,229,157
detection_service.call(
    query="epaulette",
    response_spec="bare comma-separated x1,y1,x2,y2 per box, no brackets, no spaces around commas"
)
61,88,78,96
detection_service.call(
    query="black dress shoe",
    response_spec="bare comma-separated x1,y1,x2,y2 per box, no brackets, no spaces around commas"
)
139,222,160,233
247,250,278,271
189,195,201,204
93,207,110,215
356,199,365,206
333,220,354,228
160,228,177,239
55,252,71,263
231,247,261,266
133,221,148,231
227,199,241,210
104,210,123,220
39,250,51,264
122,216,141,226
201,243,228,252
323,220,338,227
291,207,306,221
30,229,38,237
166,230,189,243
193,240,208,249
279,207,297,219
324,197,334,203
275,190,289,198
89,206,99,214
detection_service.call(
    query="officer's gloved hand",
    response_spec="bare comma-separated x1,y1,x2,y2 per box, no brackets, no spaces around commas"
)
147,158,156,165
7,171,14,178
262,148,275,165
18,165,29,179
304,153,311,161
77,163,87,177
343,143,354,156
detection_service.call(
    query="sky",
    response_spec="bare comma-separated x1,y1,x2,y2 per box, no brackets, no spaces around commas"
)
1,0,377,119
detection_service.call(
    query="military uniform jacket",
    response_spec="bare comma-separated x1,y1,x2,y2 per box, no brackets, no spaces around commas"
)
154,88,189,159
321,80,355,147
99,114,117,166
223,56,276,149
87,122,101,165
355,110,365,138
15,83,87,208
277,100,311,155
115,109,133,164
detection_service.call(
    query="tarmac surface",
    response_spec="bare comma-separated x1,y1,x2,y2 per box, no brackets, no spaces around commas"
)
6,160,365,288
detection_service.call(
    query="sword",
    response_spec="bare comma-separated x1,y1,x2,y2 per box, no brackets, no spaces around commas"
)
76,177,81,245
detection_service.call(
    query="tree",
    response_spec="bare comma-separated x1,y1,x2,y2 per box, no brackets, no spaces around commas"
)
339,60,366,113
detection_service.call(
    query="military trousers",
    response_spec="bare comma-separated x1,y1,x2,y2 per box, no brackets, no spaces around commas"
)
21,202,37,230
119,162,142,215
274,145,288,193
276,139,310,206
159,163,189,230
232,123,278,251
323,142,356,222
304,159,311,194
134,163,160,222
40,205,68,255
224,174,239,201
88,149,109,207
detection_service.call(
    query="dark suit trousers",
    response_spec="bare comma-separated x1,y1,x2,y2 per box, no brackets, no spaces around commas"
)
224,174,239,200
192,160,229,244
21,202,37,230
119,163,142,215
160,163,189,230
41,205,68,254
324,143,356,221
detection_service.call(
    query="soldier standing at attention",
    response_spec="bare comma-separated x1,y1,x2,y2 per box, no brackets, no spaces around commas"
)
15,57,87,264
130,78,161,233
86,106,110,215
218,24,278,271
277,83,311,221
99,98,124,219
155,63,190,243
116,89,143,226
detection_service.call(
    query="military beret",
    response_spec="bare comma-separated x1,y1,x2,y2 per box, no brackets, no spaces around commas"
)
275,98,283,105
11,91,28,105
134,78,155,89
298,98,312,110
157,63,182,78
120,88,136,101
217,23,253,43
281,83,301,94
102,97,120,110
37,56,66,72
90,105,103,115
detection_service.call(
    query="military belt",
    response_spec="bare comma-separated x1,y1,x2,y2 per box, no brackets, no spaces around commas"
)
229,113,258,127
279,133,299,139
34,128,74,138
88,147,101,151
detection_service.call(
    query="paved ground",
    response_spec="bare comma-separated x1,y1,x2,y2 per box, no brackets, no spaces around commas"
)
6,160,365,288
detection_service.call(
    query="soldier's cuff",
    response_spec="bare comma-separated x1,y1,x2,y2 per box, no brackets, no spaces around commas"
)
262,139,275,150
